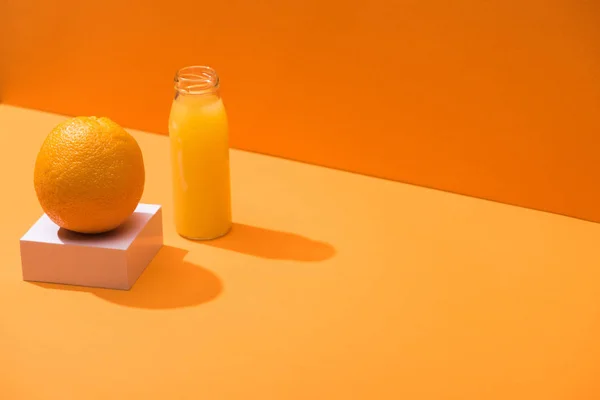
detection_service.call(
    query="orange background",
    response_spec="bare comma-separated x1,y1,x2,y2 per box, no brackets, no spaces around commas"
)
1,0,600,221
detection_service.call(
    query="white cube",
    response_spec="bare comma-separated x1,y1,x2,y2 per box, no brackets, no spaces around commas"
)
20,204,164,290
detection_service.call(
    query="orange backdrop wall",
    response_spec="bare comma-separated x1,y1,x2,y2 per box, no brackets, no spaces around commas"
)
2,0,600,221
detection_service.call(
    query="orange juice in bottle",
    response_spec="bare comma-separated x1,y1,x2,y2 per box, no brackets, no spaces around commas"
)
168,66,232,239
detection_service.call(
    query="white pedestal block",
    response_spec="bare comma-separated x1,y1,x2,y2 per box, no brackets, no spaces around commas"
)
20,204,163,290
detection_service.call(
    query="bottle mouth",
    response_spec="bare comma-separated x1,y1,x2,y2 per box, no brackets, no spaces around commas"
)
174,66,219,94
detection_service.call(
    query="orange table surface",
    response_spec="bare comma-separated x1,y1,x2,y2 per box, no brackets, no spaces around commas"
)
2,104,600,399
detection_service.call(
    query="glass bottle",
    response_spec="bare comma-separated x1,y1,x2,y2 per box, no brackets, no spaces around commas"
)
168,66,232,239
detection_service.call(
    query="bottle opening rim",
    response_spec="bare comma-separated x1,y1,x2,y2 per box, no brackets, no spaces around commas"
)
174,66,219,94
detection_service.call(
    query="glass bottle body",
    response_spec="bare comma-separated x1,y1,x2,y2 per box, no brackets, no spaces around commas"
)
168,66,232,239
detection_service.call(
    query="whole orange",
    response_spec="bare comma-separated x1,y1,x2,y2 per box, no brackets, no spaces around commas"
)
34,116,145,234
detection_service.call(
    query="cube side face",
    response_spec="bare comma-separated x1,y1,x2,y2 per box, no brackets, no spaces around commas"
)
126,207,163,288
20,240,129,290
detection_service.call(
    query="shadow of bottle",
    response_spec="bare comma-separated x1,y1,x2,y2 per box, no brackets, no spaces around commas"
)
31,245,222,310
189,223,336,261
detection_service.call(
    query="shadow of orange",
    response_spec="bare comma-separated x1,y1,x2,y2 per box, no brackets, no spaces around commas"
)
31,245,223,309
56,211,155,245
192,223,335,262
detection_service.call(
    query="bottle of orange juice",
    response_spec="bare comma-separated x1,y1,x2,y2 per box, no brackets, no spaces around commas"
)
168,66,232,239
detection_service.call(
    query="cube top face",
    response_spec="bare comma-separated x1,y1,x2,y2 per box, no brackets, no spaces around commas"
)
20,204,161,251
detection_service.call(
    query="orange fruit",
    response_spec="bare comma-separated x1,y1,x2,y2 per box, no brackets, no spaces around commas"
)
34,116,145,234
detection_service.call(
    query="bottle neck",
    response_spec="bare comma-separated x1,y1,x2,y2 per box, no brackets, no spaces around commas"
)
174,66,220,97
